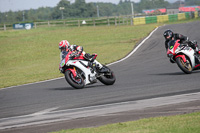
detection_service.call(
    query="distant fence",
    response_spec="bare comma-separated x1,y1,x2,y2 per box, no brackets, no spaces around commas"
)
34,17,132,28
0,16,132,31
133,11,199,25
0,11,199,31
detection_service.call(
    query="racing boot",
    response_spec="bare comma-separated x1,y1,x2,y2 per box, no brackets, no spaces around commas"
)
96,64,110,73
88,61,95,73
85,53,96,73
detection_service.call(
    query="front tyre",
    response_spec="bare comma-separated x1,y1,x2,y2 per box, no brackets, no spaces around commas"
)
98,65,116,85
65,70,85,89
176,57,192,74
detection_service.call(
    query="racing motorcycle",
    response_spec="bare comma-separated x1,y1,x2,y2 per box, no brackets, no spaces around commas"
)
59,51,116,89
167,39,200,74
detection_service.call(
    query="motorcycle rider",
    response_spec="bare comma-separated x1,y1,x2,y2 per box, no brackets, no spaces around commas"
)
59,40,108,73
163,29,200,62
59,40,83,60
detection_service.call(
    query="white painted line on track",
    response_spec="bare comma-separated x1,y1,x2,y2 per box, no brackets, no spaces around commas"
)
107,27,159,66
1,27,159,90
0,77,64,90
0,91,199,130
30,107,59,116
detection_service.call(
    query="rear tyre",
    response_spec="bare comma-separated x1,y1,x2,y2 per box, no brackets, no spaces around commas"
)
176,57,192,74
65,70,85,89
98,65,116,85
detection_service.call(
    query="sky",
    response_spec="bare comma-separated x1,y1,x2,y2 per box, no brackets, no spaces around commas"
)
0,0,179,13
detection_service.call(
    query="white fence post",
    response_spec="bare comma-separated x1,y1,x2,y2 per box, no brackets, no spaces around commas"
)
93,19,95,27
115,17,117,26
34,23,37,29
107,18,110,26
4,24,6,31
78,20,80,27
131,17,133,26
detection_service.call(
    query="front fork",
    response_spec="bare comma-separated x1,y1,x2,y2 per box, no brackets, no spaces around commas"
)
66,67,77,78
175,55,187,62
175,54,192,69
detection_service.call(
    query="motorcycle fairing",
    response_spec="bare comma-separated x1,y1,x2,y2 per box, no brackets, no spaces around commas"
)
194,64,200,69
175,55,187,62
66,60,96,85
173,40,181,55
176,48,195,69
73,54,85,60
167,40,196,69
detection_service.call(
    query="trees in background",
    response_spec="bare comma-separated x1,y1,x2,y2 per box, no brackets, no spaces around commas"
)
0,0,199,23
138,0,169,12
185,0,200,6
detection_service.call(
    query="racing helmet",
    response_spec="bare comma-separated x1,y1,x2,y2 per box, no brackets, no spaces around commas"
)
163,29,174,41
59,40,70,51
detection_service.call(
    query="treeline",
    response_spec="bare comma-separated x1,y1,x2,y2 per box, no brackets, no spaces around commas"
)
0,0,200,23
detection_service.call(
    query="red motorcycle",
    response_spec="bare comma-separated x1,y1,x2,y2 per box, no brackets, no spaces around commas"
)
167,39,200,74
59,51,116,89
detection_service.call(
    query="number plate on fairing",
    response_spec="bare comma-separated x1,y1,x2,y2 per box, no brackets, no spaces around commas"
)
60,59,66,67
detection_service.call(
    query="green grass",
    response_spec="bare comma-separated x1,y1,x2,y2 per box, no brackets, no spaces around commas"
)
51,111,200,133
0,24,159,88
0,18,199,88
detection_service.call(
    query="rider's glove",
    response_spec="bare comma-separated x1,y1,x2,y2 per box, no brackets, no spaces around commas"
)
182,43,188,46
184,37,190,44
191,40,197,45
186,37,189,42
187,40,198,51
69,54,75,59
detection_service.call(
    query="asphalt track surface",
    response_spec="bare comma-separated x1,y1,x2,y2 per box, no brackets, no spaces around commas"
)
1,21,200,133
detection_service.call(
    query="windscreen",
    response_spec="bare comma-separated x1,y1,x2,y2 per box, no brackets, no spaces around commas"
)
61,51,69,60
168,40,176,50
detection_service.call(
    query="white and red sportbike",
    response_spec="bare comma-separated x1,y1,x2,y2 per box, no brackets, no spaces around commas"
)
167,39,200,74
59,51,116,89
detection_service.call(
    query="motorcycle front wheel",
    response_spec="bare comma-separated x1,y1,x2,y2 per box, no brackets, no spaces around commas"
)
176,57,192,74
65,70,85,89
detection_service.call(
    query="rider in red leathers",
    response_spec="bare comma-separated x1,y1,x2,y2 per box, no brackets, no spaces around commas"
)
59,40,89,60
59,40,108,73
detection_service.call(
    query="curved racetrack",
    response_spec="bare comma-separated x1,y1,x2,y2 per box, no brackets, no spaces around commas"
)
0,21,200,131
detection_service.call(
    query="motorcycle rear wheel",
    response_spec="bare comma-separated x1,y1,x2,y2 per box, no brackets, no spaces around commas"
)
98,65,116,85
176,57,192,74
65,70,85,89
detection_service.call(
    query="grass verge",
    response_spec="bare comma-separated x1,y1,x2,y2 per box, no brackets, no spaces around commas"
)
51,111,200,133
0,23,159,88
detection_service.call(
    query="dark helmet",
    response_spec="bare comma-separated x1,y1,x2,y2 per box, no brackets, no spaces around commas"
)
163,29,174,40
